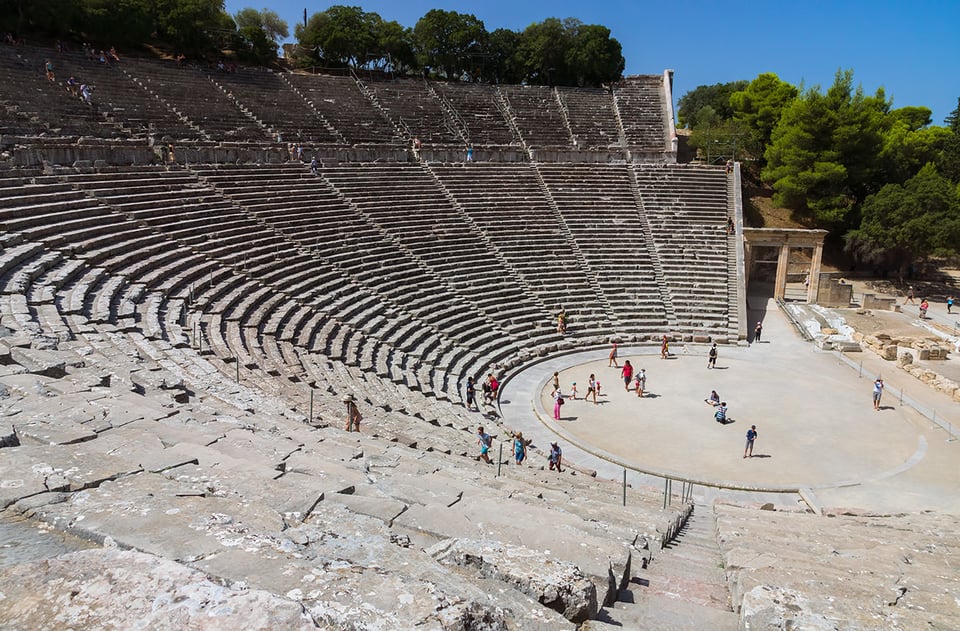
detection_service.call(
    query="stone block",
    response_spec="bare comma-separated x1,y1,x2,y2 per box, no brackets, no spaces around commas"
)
9,347,77,378
0,444,140,510
429,537,599,623
0,549,312,629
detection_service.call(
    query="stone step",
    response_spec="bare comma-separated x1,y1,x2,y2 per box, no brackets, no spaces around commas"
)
597,590,739,631
594,502,737,628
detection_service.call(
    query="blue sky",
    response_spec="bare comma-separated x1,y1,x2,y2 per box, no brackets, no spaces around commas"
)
225,0,960,125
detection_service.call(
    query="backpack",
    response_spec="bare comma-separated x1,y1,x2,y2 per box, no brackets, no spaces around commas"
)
558,396,564,406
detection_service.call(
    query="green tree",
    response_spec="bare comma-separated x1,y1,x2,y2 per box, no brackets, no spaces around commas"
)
763,70,890,227
80,0,154,45
677,80,748,129
413,9,487,80
845,163,960,273
729,73,798,162
515,17,569,85
233,7,288,63
155,0,227,56
939,97,960,183
564,23,624,87
295,5,378,68
375,19,415,73
483,27,522,84
878,107,951,184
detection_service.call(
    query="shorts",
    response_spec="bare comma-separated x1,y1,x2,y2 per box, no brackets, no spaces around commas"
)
745,438,755,449
872,391,882,402
481,445,489,455
623,376,631,386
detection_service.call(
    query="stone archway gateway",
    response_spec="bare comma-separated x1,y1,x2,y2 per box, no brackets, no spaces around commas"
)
742,228,828,303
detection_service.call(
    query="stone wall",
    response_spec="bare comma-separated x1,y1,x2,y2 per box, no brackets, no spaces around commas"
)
816,277,853,307
855,332,959,401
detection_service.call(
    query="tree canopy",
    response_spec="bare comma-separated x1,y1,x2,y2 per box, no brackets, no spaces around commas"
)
0,0,289,60
292,6,624,87
678,70,959,271
844,164,960,273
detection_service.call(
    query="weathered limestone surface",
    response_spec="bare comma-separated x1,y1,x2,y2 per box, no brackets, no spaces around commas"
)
0,289,688,629
716,503,960,630
429,538,599,623
9,346,81,377
0,444,141,509
0,549,314,630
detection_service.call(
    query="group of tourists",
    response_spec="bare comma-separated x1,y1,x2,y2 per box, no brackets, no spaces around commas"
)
476,426,562,472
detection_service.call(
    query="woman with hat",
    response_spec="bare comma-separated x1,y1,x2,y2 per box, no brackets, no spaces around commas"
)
343,394,361,432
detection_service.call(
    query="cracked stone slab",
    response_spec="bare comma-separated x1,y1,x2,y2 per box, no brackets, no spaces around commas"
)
26,472,288,562
13,418,98,446
0,444,141,509
163,463,324,524
9,347,82,378
0,373,58,398
204,427,304,472
192,506,574,631
81,431,198,474
429,537,599,623
0,548,313,630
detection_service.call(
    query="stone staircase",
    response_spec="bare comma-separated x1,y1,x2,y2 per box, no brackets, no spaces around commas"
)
591,502,738,630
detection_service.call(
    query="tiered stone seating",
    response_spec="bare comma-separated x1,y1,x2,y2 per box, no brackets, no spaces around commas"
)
213,68,338,144
283,73,402,145
500,85,572,148
320,164,557,363
558,86,622,149
50,51,201,140
0,330,689,627
613,75,667,151
430,162,616,337
127,59,267,141
433,82,517,146
635,165,732,336
537,163,668,332
365,79,461,144
714,503,960,629
193,164,478,397
0,45,126,138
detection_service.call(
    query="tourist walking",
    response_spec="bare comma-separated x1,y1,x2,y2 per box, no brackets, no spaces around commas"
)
465,376,477,411
552,387,564,420
873,377,884,411
635,368,646,397
608,342,618,367
948,296,954,314
552,371,560,392
660,335,669,359
754,321,763,342
707,343,718,369
556,307,567,334
620,360,633,391
343,394,361,432
477,426,492,464
919,298,929,319
513,431,527,465
904,286,915,305
548,442,563,472
744,425,758,458
586,374,597,404
569,381,578,400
